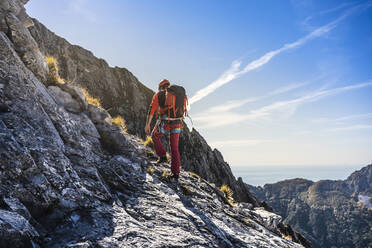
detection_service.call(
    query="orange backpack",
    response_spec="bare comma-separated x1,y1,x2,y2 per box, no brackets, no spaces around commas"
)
158,85,188,120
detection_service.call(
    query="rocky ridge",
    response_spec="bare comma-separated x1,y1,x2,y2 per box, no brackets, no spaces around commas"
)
248,164,372,248
26,7,259,205
0,0,309,247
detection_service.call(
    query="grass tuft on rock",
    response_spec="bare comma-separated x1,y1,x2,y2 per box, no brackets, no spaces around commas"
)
189,172,200,180
282,234,293,241
162,171,169,180
147,167,155,175
220,185,233,199
112,115,127,133
141,136,154,149
45,56,64,85
81,88,101,108
220,184,235,207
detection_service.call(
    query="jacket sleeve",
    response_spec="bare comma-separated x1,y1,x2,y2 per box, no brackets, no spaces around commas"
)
148,92,159,116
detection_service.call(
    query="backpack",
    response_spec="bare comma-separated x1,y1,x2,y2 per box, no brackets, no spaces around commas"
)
158,84,188,119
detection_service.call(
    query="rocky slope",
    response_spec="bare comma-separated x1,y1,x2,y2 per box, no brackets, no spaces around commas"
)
24,4,258,205
248,164,372,248
0,0,309,247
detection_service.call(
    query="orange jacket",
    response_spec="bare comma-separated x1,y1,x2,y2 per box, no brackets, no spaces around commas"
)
148,92,160,117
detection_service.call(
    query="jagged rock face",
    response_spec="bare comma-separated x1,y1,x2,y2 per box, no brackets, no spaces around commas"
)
0,0,48,81
346,164,372,196
249,166,372,248
0,1,310,247
249,179,314,218
28,18,154,138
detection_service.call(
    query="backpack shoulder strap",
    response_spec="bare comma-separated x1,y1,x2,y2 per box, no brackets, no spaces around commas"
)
158,90,166,108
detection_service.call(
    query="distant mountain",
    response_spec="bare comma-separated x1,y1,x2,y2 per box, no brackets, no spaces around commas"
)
248,164,372,248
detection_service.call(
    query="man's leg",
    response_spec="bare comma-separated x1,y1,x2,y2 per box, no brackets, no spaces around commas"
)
169,128,181,175
151,124,166,158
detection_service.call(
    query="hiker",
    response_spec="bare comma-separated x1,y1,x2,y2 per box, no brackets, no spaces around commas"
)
145,79,187,181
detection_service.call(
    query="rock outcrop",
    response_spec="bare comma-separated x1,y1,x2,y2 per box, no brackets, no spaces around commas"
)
0,0,309,247
248,164,372,248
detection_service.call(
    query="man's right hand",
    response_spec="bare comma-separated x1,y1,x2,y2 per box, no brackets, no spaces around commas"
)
145,124,151,135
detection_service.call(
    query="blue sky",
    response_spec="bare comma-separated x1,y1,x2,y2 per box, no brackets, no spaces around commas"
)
26,0,372,166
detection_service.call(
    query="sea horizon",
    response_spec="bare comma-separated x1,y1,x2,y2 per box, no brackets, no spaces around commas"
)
231,164,365,187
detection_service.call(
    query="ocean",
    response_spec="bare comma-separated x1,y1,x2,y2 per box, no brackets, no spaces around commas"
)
230,165,364,186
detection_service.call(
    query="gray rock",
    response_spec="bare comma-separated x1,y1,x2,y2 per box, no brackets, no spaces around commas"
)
4,9,47,81
253,207,283,232
60,83,88,111
48,85,82,113
86,104,112,125
28,18,153,137
0,209,39,248
3,197,32,221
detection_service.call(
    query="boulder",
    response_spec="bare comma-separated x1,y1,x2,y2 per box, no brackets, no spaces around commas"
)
48,86,82,113
0,210,39,248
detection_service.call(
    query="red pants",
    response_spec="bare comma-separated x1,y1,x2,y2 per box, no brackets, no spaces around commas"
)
152,122,181,174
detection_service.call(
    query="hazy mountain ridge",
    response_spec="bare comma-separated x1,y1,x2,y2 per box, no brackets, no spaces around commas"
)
0,0,309,247
248,164,372,248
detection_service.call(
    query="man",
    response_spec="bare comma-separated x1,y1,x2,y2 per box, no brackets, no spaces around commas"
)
145,79,185,181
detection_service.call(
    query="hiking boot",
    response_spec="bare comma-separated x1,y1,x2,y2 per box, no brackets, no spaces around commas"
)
169,173,179,182
156,156,168,163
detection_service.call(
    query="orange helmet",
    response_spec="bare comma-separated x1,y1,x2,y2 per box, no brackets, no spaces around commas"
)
158,79,170,90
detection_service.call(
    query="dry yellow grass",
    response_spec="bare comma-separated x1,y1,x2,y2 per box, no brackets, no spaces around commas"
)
112,115,127,133
227,199,235,207
282,234,293,241
220,184,235,207
220,185,233,199
45,56,64,85
162,171,169,179
81,88,101,108
141,136,154,147
147,167,155,175
189,172,200,180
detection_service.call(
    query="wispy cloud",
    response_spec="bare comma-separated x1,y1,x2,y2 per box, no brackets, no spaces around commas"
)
301,2,355,30
188,3,366,106
330,125,372,132
194,81,372,129
64,0,97,23
267,82,309,96
250,81,372,117
207,98,258,113
193,81,308,128
209,139,274,148
313,113,372,123
207,81,307,113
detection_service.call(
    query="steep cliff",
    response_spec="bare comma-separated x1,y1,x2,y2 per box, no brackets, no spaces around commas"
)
249,164,372,248
0,0,309,247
